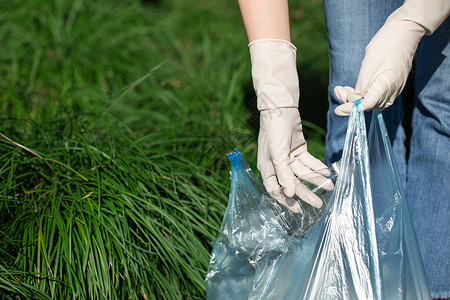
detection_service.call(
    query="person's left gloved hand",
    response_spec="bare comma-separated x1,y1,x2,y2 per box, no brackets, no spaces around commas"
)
334,0,450,116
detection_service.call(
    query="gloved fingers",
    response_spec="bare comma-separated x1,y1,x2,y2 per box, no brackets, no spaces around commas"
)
258,151,279,192
334,89,393,116
334,102,354,116
289,146,330,177
347,91,364,102
361,71,398,111
334,86,357,103
295,179,323,208
263,173,280,194
334,86,364,116
263,161,325,211
268,186,302,213
259,150,296,198
298,151,331,177
291,159,334,191
290,146,333,190
272,155,296,198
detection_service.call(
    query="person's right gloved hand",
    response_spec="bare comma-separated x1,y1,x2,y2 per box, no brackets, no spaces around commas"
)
250,39,334,213
334,0,450,116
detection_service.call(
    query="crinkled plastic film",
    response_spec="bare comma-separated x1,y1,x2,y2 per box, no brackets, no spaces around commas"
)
206,100,431,299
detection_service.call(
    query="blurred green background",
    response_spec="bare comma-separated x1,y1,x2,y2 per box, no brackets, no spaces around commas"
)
0,0,328,298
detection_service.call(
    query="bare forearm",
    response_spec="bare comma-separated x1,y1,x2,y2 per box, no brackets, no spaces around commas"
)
238,0,291,42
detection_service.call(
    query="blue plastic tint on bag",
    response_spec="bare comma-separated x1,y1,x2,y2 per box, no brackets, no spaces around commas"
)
206,101,431,299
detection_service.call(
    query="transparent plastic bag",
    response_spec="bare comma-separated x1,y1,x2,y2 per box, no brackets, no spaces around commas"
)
205,148,336,299
206,100,430,299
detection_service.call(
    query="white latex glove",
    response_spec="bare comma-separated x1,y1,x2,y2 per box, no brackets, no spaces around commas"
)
334,0,450,116
250,39,333,212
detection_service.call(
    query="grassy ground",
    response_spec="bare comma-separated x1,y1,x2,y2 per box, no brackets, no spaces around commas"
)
0,0,328,298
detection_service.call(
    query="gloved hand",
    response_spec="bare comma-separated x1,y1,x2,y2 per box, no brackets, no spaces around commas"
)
334,0,450,116
250,39,333,213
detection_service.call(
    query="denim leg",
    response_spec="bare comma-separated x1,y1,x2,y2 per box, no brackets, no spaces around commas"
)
323,0,406,181
407,18,450,298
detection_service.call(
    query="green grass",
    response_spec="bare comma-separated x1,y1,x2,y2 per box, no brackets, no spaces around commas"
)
0,0,328,298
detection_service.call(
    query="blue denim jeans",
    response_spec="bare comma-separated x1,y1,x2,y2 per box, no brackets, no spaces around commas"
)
323,0,450,297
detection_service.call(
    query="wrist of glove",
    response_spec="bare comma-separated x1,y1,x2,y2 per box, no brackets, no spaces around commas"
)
249,39,299,110
250,39,333,212
334,0,450,116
